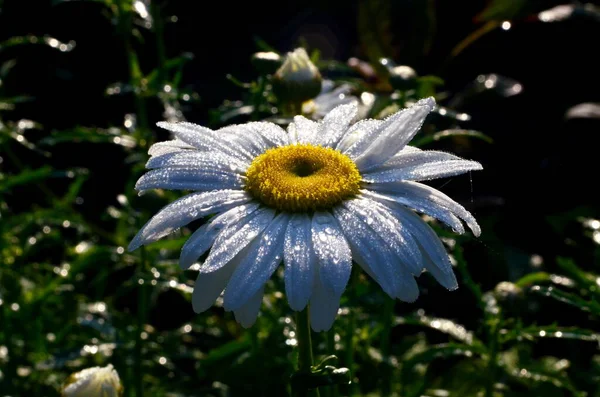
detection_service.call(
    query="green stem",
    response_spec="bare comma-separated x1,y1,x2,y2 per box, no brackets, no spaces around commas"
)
485,319,500,397
324,329,338,397
380,296,395,396
343,269,359,396
134,247,149,397
294,307,320,397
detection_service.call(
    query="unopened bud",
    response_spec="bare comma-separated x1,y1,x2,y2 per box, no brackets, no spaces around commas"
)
272,48,322,104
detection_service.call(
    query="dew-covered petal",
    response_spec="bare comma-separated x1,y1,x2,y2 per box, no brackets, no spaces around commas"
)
191,260,237,313
128,190,251,251
219,122,289,158
336,119,381,153
343,198,423,275
145,151,246,174
223,213,289,311
135,167,244,193
233,286,265,328
310,272,340,332
311,212,352,296
367,181,481,236
156,121,253,164
201,207,276,274
148,139,194,157
315,103,358,147
368,150,461,172
333,206,397,296
390,206,458,290
352,97,435,172
362,152,482,183
284,213,316,311
361,189,465,235
226,121,289,148
394,266,420,302
288,115,319,144
179,203,261,270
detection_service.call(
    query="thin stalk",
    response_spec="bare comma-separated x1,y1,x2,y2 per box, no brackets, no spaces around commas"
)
134,247,149,397
324,329,338,397
380,296,395,396
294,307,320,397
343,269,359,396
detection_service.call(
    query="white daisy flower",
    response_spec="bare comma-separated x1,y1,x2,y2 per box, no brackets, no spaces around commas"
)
62,364,123,397
128,97,482,331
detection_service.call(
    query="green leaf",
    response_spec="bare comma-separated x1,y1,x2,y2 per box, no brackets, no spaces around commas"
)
0,35,74,52
515,272,552,288
395,315,482,346
0,167,54,193
516,325,600,343
475,0,528,22
412,129,493,147
40,127,136,148
531,286,600,315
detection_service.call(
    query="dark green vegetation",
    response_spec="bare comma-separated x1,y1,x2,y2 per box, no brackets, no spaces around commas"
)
1,0,599,396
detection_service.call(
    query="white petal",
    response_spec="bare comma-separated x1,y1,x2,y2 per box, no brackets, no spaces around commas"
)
352,97,435,171
284,213,316,311
394,266,420,302
145,151,246,174
201,207,276,273
343,198,423,275
179,203,261,270
223,213,289,311
233,286,264,328
192,260,237,313
219,122,288,157
148,139,194,157
361,189,465,235
333,206,397,296
128,190,251,251
367,150,461,173
315,103,358,147
419,245,458,291
229,122,289,148
156,121,253,164
362,155,482,183
367,181,481,236
336,119,381,153
135,167,244,193
288,115,319,144
310,272,340,332
311,212,352,296
391,206,458,290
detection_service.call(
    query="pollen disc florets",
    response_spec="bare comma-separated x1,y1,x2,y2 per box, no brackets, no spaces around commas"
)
245,144,361,212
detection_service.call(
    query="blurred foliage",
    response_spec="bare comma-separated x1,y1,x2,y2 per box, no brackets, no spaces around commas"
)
0,0,599,396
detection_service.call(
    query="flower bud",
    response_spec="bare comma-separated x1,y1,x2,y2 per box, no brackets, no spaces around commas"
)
251,51,282,75
272,48,322,104
62,364,123,397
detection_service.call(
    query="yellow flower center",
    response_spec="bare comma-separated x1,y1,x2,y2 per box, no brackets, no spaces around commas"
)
245,144,361,212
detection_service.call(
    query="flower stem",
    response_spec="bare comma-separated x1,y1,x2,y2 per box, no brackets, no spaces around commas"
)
134,246,149,397
294,307,320,397
380,296,395,396
344,269,361,396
